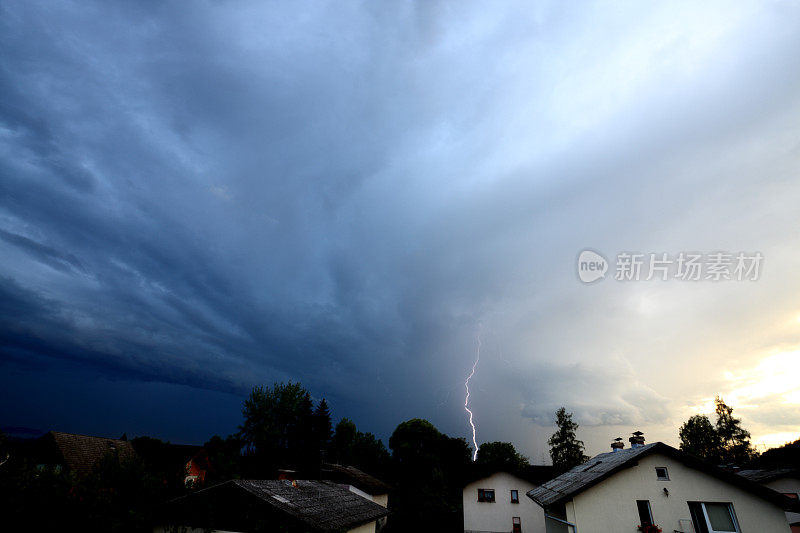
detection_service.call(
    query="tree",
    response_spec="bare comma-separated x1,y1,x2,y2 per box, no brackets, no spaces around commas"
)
313,399,333,461
679,414,721,462
476,441,530,471
750,438,800,469
332,417,358,465
331,418,390,477
548,407,587,473
203,434,243,483
239,381,315,474
388,419,471,532
714,396,756,464
678,396,757,466
352,431,390,478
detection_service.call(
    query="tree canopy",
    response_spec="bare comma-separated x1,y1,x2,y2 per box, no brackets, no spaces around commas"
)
679,414,721,461
476,441,530,472
389,418,472,532
239,381,325,474
678,396,756,465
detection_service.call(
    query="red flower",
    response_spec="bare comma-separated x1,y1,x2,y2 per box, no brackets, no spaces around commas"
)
637,525,662,533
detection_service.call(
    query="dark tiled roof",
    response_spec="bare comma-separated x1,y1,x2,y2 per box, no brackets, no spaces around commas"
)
527,442,800,512
218,479,388,531
236,480,388,530
321,463,392,495
49,431,136,475
738,468,800,483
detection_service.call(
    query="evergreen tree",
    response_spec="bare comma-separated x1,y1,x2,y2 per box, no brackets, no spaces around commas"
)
714,395,756,464
548,407,587,473
313,398,333,461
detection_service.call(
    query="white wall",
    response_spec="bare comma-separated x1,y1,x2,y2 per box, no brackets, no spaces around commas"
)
154,522,377,533
344,484,389,508
347,521,377,533
764,476,800,526
463,472,546,533
564,452,791,533
373,493,389,508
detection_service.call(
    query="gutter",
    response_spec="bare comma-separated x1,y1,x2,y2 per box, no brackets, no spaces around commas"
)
545,514,578,533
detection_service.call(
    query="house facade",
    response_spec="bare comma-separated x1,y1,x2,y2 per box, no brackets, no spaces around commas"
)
184,448,210,487
464,471,547,533
739,468,800,532
320,463,391,508
528,439,798,533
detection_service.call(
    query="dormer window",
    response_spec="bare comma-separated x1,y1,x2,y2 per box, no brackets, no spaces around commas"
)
655,467,669,480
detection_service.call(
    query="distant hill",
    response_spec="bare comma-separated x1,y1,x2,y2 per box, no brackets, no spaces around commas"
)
748,438,800,469
1,426,45,440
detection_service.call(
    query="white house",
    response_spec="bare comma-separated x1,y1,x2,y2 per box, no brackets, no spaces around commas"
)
320,463,391,531
320,463,391,508
528,436,800,533
739,468,800,532
464,470,549,533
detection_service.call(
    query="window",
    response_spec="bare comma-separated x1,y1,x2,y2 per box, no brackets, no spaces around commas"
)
636,500,653,527
655,467,669,480
688,502,740,533
510,489,519,503
477,488,495,502
512,517,521,533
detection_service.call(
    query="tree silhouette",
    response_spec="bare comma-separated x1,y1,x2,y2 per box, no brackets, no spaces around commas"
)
679,414,721,461
476,441,529,471
548,407,587,473
715,396,755,464
677,396,757,465
239,381,314,474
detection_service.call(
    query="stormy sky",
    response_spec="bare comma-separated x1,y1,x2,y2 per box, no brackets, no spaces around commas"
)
3,1,800,458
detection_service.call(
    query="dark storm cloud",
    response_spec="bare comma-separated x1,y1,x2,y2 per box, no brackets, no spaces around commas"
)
3,0,800,452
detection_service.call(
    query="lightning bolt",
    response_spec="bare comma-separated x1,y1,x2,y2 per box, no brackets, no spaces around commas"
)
464,331,481,461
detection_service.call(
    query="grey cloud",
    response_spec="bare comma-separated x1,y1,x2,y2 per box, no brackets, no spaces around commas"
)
0,230,86,274
3,0,800,451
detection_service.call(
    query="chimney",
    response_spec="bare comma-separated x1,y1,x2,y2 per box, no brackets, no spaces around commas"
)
629,431,645,449
611,437,625,452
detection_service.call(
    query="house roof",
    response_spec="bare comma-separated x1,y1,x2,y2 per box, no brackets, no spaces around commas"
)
48,431,136,475
738,468,800,484
163,479,389,532
320,463,392,495
527,442,800,512
233,480,389,530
